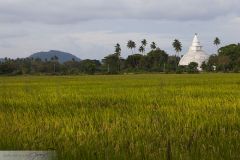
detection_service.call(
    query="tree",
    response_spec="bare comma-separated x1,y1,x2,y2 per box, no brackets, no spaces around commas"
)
102,54,120,73
172,39,182,71
114,43,121,71
201,61,207,71
0,58,17,74
217,55,230,72
125,54,144,69
127,40,136,54
172,39,182,56
141,39,147,54
146,49,168,72
150,42,157,51
139,46,145,55
214,37,221,53
204,54,218,72
218,44,240,70
115,43,121,57
187,62,199,73
166,56,175,72
141,39,147,47
79,59,101,74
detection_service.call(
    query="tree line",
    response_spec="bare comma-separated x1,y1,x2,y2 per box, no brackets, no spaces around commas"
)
0,37,240,75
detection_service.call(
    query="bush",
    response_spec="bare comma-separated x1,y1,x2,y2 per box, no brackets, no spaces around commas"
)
187,62,199,73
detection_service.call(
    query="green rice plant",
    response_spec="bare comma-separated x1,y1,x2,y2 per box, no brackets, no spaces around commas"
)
0,74,240,159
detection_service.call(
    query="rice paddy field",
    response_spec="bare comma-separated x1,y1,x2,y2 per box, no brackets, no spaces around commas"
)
0,74,240,160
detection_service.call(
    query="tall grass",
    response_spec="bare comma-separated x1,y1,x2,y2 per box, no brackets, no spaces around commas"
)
0,74,240,159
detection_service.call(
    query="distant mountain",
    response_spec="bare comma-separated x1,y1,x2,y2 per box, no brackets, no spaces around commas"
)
29,50,80,63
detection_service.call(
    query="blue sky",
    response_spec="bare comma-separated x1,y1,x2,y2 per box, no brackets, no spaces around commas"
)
0,0,239,59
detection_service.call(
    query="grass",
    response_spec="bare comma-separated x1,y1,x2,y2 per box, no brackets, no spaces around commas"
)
0,74,240,159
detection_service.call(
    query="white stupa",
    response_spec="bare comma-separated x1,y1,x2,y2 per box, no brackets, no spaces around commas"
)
179,34,209,70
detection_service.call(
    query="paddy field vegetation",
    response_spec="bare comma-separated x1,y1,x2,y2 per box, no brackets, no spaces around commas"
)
0,74,240,159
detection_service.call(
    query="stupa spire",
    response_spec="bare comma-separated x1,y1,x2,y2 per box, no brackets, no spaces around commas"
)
191,34,202,51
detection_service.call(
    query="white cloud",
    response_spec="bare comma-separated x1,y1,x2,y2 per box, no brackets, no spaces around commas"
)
0,0,239,59
0,0,239,24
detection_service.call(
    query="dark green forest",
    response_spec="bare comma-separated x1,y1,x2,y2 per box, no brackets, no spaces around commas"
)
0,41,240,75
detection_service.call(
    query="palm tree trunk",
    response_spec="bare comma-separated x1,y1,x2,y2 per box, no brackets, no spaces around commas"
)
175,52,178,72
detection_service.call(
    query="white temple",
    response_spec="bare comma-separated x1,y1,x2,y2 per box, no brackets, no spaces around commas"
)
179,34,209,70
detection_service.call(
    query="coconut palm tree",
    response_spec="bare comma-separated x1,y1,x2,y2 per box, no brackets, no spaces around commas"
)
139,46,145,54
172,39,182,57
214,37,221,53
141,39,147,54
150,42,157,51
115,43,121,71
172,39,182,71
127,40,136,54
115,43,121,57
141,39,147,47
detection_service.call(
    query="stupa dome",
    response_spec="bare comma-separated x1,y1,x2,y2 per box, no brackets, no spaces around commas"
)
179,34,209,70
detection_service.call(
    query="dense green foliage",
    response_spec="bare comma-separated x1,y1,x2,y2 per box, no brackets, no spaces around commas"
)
0,74,240,159
1,42,240,75
0,49,179,75
187,62,199,73
203,44,240,72
0,58,101,75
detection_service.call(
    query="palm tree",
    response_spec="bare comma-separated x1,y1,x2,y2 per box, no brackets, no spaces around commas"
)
139,46,145,54
115,43,121,57
127,40,136,54
115,43,121,71
150,42,157,51
141,39,147,54
172,39,182,57
141,39,147,47
214,37,221,53
172,39,182,71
